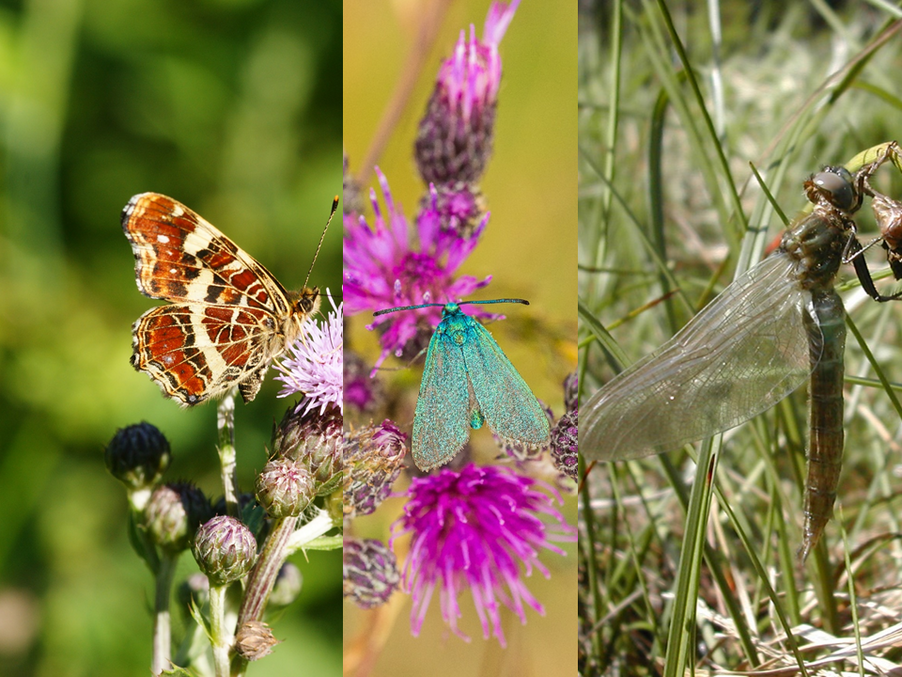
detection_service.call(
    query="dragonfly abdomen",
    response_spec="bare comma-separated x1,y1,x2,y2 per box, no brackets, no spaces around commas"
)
799,289,846,561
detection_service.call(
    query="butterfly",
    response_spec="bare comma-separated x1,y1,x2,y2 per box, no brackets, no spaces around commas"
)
122,192,329,406
373,299,551,471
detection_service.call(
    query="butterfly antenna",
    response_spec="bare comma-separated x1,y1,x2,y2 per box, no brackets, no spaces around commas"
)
304,195,339,289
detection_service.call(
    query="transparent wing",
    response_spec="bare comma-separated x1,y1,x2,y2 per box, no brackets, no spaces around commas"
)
466,322,551,447
412,330,472,471
581,251,819,461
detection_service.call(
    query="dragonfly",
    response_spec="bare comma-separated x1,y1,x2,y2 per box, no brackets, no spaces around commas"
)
581,142,902,561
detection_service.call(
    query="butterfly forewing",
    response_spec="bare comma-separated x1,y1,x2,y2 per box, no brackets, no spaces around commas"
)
580,252,816,461
123,192,320,405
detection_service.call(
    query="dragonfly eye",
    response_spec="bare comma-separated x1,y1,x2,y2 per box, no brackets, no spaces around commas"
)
811,168,855,211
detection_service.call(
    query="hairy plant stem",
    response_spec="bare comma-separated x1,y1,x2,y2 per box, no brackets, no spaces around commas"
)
208,584,231,677
151,551,178,676
217,391,239,517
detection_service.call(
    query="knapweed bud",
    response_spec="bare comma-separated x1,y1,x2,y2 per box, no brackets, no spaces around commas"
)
255,458,314,519
343,537,400,609
268,562,303,608
235,620,279,661
144,482,211,553
272,404,343,497
343,421,407,519
105,422,171,491
551,406,578,481
192,515,257,587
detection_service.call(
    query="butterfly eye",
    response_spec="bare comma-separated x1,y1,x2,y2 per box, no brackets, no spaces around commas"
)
811,168,855,211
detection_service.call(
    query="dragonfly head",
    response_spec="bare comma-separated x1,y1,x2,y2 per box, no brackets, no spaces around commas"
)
806,166,858,213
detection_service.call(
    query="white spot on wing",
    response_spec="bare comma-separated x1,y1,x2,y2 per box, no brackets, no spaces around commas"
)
157,234,170,244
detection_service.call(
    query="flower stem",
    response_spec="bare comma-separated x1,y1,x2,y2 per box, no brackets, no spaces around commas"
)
236,515,295,628
208,584,231,677
151,551,177,676
217,391,239,517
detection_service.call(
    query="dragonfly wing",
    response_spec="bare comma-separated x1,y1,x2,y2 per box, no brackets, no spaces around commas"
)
581,251,818,461
465,320,552,448
412,329,471,471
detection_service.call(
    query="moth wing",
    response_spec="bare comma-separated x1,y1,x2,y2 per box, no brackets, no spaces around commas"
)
465,319,551,448
412,327,472,471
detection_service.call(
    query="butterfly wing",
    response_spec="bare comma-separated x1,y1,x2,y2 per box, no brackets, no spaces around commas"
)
464,318,551,449
411,321,472,471
122,192,293,315
122,192,315,405
131,303,280,405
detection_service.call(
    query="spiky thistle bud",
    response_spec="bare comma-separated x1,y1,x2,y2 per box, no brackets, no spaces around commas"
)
192,515,257,587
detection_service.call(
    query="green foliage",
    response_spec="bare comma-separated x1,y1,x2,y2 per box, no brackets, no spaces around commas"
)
580,1,902,674
0,0,341,675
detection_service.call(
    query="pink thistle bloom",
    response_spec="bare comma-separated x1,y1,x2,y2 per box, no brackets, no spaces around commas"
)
391,463,575,647
343,169,496,371
275,291,342,414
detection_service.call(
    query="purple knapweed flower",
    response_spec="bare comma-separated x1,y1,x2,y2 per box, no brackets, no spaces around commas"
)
391,462,575,647
343,169,496,371
275,291,342,414
414,0,520,185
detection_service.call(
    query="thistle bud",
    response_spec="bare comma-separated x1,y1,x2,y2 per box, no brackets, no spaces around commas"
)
272,404,343,497
144,482,211,553
105,422,171,491
192,515,257,587
342,537,400,609
255,458,314,519
417,181,486,240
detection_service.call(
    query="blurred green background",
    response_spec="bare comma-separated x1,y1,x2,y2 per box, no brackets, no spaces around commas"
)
343,1,577,675
0,0,342,675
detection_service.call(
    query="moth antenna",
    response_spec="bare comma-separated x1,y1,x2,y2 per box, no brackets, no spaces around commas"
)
304,195,339,289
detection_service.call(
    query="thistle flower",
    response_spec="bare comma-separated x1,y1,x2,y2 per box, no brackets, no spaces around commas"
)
414,0,520,185
391,463,575,647
275,291,342,415
343,168,496,370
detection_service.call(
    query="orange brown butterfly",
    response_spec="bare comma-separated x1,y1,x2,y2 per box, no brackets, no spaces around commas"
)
122,192,335,406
